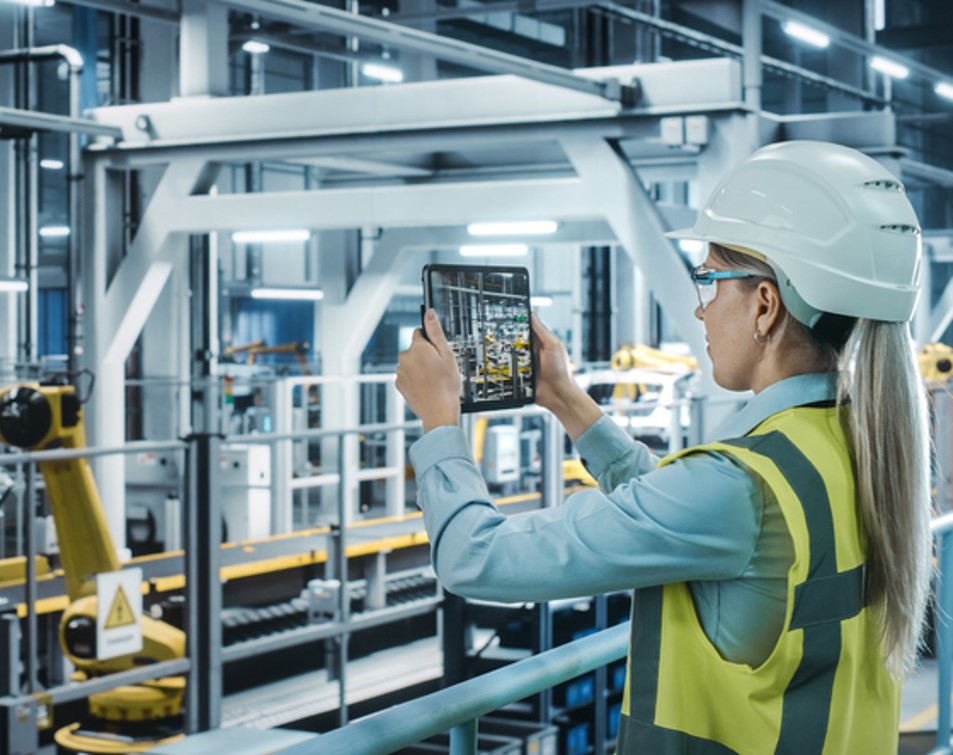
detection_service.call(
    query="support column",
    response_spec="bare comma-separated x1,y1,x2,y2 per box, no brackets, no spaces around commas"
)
742,0,762,111
83,158,217,553
396,0,439,83
179,0,229,98
0,8,15,364
318,228,417,523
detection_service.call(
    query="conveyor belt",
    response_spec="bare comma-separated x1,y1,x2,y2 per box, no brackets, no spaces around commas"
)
221,570,439,646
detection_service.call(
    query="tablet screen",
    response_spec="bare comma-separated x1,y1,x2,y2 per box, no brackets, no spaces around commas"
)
423,264,536,412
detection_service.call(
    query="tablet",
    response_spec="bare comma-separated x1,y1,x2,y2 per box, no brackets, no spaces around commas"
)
422,264,536,412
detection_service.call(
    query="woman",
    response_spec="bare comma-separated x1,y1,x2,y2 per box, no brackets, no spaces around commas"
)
396,141,931,753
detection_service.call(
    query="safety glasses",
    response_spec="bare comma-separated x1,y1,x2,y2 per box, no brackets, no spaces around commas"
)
690,266,761,311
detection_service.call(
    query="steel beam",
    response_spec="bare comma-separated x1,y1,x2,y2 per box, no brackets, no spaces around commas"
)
393,0,595,23
88,72,622,145
222,0,632,103
0,106,122,139
560,137,706,366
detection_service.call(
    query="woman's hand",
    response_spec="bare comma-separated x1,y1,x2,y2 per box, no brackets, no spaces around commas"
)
531,313,604,441
531,313,580,413
396,309,462,433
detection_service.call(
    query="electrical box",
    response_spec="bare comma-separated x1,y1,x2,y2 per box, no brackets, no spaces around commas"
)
220,444,271,541
483,425,520,484
126,452,181,553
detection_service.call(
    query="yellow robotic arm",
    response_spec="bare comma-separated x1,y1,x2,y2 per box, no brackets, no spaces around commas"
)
0,384,186,752
0,384,119,600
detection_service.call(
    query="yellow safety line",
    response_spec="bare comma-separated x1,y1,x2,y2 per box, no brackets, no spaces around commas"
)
10,487,581,615
900,696,948,732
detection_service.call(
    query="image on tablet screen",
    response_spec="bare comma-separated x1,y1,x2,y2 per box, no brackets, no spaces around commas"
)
427,266,535,409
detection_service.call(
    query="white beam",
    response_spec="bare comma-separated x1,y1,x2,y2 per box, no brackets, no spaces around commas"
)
89,73,620,146
173,177,599,233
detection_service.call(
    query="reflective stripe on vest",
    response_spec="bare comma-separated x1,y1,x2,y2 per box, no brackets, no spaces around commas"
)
616,406,898,755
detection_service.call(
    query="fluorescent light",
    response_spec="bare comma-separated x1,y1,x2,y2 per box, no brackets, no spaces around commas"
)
232,229,311,244
870,56,909,80
459,244,529,257
467,221,558,236
782,21,830,49
0,281,28,293
15,0,55,6
678,239,704,254
40,159,64,170
361,62,404,83
936,82,953,101
39,225,70,238
530,296,553,308
250,288,324,301
242,40,270,54
873,0,885,31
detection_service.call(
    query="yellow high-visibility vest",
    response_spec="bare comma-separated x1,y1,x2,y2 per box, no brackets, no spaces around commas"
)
617,404,899,754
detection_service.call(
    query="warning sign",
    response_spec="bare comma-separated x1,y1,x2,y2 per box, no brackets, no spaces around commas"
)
96,568,143,660
105,586,136,629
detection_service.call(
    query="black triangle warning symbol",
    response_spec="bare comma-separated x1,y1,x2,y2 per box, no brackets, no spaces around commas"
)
105,585,137,629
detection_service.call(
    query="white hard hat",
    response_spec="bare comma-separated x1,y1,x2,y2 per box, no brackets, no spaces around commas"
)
667,140,922,323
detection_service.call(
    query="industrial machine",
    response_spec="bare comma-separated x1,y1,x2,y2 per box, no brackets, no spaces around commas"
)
919,343,953,383
0,383,186,753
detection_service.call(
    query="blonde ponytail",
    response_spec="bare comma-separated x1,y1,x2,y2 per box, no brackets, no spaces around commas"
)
838,320,933,677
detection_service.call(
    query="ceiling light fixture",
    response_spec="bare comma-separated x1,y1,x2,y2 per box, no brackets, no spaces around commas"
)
935,82,953,101
530,296,553,308
361,62,404,83
39,225,70,238
459,244,529,257
870,56,910,80
467,221,558,236
0,281,29,293
242,40,271,55
232,229,311,244
781,21,830,49
40,159,65,170
250,288,325,301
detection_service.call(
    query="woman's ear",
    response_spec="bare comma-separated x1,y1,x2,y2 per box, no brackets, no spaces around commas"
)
754,279,784,338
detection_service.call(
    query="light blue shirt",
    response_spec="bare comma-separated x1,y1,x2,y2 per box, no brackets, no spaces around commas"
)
409,373,839,666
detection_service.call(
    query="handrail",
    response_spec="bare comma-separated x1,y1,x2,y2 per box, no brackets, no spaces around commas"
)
278,507,953,755
279,621,630,754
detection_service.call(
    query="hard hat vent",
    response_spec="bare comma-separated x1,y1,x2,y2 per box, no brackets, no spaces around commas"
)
864,179,904,193
878,224,920,236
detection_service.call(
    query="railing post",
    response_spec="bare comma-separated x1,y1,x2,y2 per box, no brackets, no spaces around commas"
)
0,613,19,697
541,412,563,509
185,431,223,733
24,462,38,694
333,433,352,728
449,719,477,755
936,528,953,753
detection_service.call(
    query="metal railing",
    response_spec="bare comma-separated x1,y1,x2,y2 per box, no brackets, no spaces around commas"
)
931,511,953,755
279,621,630,755
273,512,953,755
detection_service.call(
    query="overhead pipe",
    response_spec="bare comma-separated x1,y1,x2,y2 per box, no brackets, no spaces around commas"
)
0,45,85,372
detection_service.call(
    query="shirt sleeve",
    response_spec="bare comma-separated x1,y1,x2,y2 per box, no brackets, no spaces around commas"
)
574,414,661,491
409,424,762,603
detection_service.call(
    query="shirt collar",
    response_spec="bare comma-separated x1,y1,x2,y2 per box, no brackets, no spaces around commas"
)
713,372,839,439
